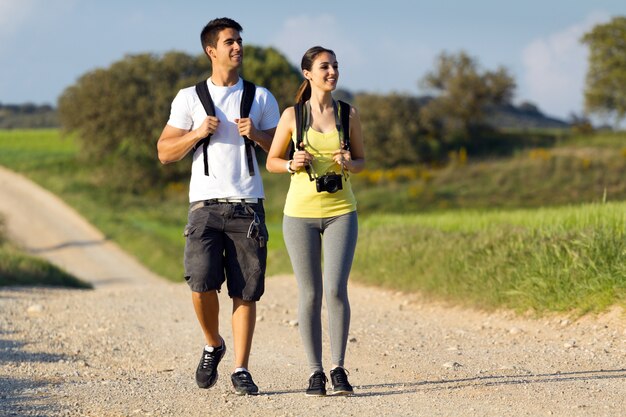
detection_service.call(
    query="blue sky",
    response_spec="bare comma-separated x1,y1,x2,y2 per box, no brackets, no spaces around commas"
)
1,0,624,120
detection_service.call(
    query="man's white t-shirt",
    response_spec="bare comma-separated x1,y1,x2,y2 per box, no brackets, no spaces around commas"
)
167,78,280,202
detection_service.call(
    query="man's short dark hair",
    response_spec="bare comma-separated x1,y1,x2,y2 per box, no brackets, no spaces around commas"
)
201,17,243,51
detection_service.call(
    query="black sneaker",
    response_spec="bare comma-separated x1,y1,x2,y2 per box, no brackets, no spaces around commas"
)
231,370,259,395
305,371,327,396
195,338,225,389
329,367,354,395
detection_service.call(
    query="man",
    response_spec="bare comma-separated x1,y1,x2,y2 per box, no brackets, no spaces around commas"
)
157,17,280,395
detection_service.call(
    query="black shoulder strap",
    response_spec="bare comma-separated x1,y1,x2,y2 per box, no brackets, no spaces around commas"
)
338,100,351,151
290,100,349,158
240,79,257,176
196,80,215,118
194,81,215,176
240,79,256,122
289,102,305,160
193,79,257,177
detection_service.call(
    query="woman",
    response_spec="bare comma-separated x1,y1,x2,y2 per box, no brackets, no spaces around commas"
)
266,46,365,396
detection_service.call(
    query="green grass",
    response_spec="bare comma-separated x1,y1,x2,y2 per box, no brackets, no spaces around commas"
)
356,203,626,314
0,217,91,288
0,128,77,167
0,128,624,314
0,245,92,288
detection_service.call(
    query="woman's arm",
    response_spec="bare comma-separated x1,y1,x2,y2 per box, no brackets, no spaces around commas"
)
266,107,295,173
266,107,313,173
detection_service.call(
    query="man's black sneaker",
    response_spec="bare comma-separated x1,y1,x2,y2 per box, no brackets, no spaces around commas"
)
195,338,225,389
305,371,327,396
231,370,260,395
329,367,354,395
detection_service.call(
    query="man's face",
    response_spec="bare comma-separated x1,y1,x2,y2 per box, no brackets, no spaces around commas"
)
207,28,243,69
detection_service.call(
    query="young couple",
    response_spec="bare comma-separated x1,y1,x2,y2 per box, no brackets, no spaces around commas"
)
157,17,365,397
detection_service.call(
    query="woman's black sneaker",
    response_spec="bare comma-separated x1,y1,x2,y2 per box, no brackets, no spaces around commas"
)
195,338,225,389
231,370,260,395
329,367,354,395
305,371,327,396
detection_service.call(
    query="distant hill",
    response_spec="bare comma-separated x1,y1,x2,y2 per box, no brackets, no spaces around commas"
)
0,103,59,129
411,95,570,130
485,102,570,130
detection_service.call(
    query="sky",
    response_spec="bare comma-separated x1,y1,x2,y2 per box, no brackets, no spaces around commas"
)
1,0,624,120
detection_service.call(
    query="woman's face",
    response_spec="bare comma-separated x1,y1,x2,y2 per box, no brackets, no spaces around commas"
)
306,52,339,92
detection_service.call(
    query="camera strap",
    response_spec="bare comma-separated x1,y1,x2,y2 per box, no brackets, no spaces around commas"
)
292,99,351,182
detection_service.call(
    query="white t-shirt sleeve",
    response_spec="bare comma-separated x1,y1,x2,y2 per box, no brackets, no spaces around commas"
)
257,88,280,131
167,88,194,130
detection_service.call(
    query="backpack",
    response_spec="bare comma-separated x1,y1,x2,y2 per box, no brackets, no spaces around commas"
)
194,79,257,176
289,99,351,160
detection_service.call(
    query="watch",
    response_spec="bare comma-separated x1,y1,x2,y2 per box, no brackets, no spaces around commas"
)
286,160,296,174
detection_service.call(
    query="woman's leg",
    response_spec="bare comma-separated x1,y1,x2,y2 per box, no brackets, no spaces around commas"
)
283,215,324,373
321,211,358,368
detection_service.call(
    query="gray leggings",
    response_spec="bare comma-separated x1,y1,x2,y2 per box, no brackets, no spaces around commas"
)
283,211,358,373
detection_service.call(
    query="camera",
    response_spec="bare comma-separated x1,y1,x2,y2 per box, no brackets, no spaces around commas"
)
315,172,343,193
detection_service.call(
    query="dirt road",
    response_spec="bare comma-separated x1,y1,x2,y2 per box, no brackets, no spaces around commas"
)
1,166,624,417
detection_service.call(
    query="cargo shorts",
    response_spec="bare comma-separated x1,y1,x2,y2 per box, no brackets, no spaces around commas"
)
183,200,268,301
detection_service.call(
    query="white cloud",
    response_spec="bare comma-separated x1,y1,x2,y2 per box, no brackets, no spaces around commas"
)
0,0,37,38
521,11,610,119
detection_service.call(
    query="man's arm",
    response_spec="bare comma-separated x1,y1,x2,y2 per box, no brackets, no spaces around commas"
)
157,116,218,164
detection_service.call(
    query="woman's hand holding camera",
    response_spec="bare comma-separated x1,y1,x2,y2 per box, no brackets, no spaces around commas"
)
332,149,352,171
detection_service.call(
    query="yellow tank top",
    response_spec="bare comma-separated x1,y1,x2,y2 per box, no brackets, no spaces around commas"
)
284,128,357,218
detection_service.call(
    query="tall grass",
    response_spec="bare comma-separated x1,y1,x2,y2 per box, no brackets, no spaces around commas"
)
356,203,626,314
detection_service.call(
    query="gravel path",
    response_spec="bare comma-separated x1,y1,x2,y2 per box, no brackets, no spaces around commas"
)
1,166,625,417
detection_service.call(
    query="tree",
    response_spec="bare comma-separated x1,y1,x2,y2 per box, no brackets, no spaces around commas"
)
418,51,516,143
59,51,205,192
354,93,428,167
581,16,626,127
58,47,301,193
242,46,302,110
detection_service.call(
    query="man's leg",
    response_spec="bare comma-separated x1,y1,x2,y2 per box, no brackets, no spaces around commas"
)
229,297,260,395
183,203,228,389
192,290,226,389
192,290,221,346
224,202,265,395
231,297,256,369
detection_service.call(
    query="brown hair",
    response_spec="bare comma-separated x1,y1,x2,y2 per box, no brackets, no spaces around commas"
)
200,17,243,55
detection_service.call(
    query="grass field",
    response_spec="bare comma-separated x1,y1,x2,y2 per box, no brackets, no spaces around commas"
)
1,129,624,314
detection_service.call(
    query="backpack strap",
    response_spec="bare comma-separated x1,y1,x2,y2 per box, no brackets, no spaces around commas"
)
337,100,351,151
193,79,257,177
240,79,257,176
194,81,215,176
289,102,306,160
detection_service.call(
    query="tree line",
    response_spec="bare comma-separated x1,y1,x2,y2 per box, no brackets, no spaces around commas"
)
0,103,58,129
54,17,624,193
